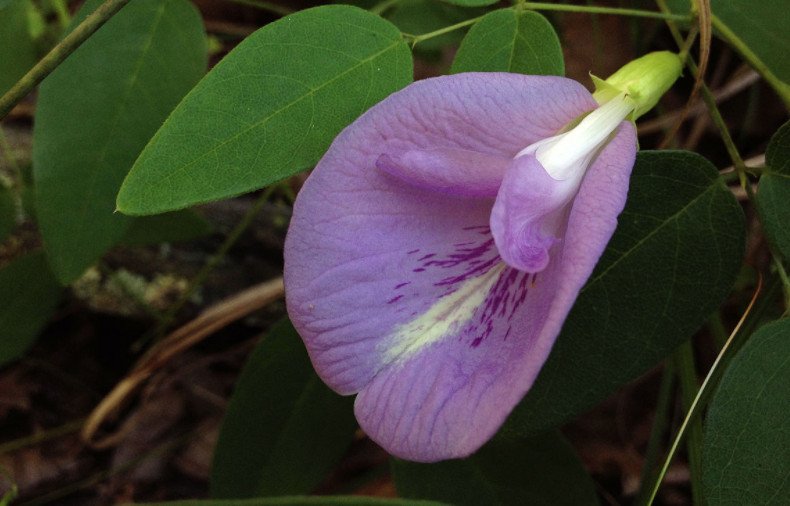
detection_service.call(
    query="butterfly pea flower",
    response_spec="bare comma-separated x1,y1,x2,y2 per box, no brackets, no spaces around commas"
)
284,52,681,462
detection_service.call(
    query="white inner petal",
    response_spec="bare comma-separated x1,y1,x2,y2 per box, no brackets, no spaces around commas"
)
524,93,635,181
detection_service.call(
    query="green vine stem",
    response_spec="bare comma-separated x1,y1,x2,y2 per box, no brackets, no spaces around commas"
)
657,0,790,303
0,0,132,121
644,273,764,505
407,3,690,47
519,1,689,21
674,341,705,506
405,16,483,48
635,362,676,506
710,16,790,110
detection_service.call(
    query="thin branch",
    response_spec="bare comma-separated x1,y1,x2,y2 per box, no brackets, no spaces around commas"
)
0,0,132,121
710,15,790,109
644,273,763,505
521,2,689,21
638,68,759,135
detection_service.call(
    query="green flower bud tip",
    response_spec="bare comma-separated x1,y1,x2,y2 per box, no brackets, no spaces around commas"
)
591,51,683,121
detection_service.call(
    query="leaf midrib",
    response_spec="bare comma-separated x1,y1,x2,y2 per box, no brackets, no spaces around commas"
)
72,1,169,234
134,38,403,189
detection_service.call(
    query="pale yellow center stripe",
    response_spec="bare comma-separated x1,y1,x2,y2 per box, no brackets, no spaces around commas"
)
381,263,506,363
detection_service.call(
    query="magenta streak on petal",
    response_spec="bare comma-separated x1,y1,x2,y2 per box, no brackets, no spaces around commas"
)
405,230,501,292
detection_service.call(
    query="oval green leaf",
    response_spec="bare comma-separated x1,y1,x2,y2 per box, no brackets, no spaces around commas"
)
756,120,790,259
451,9,564,75
117,5,414,216
702,319,790,505
392,431,598,506
211,319,358,498
0,253,62,366
504,150,745,434
32,0,207,284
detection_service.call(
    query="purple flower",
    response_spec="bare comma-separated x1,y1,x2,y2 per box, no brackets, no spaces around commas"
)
284,73,637,462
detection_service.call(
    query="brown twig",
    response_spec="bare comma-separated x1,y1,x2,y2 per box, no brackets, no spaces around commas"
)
638,68,759,135
659,0,712,148
81,277,284,446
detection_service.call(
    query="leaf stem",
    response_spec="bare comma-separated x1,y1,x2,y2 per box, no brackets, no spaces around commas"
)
644,273,763,505
656,2,750,188
673,341,705,506
635,361,676,506
406,3,690,47
0,0,132,121
406,16,483,48
520,2,689,21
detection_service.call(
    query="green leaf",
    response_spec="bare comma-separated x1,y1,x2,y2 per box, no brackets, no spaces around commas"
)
766,119,790,175
756,120,790,260
451,9,563,75
667,0,790,87
702,319,790,505
0,184,15,243
388,0,479,51
211,319,357,498
392,431,598,506
32,0,207,284
0,0,39,95
135,497,447,506
0,253,62,366
117,5,413,216
120,210,211,246
505,150,745,434
756,121,790,260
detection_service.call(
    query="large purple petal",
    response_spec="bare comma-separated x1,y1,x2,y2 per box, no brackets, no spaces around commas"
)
352,122,637,461
284,74,627,462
